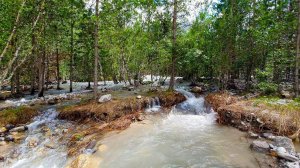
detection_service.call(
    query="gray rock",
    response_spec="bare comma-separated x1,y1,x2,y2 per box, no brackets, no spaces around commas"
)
273,136,295,153
285,161,300,168
98,94,112,103
262,133,275,139
86,140,97,150
47,99,56,105
5,124,15,130
250,140,270,153
4,135,14,142
9,126,28,132
276,147,299,162
248,131,259,139
0,137,4,141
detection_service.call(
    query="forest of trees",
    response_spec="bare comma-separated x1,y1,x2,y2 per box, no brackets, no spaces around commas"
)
0,0,300,98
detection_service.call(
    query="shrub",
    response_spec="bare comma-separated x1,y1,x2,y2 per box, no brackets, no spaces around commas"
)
257,82,278,95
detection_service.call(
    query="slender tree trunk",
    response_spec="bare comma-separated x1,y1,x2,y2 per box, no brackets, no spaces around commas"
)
56,45,60,90
30,15,37,95
38,8,46,97
169,0,177,90
70,20,74,93
15,69,20,94
0,0,26,63
38,50,45,97
94,0,99,99
295,0,300,97
45,54,49,90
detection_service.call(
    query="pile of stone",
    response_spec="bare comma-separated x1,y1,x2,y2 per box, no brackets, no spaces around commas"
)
0,125,28,143
250,132,300,167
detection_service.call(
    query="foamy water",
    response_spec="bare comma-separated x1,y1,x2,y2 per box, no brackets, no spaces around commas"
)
90,91,259,168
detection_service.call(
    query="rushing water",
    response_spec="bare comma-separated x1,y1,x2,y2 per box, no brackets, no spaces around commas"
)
90,90,259,168
2,108,72,168
2,89,259,168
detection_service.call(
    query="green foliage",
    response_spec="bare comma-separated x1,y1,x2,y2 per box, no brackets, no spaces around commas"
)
257,82,278,95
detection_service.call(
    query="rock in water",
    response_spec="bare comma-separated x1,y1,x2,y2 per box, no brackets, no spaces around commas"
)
136,95,142,99
276,147,299,162
4,135,14,142
45,141,57,149
0,127,7,133
248,131,259,139
273,136,295,153
9,126,28,132
98,94,112,103
262,133,275,139
250,140,270,153
5,124,15,131
191,86,202,93
28,137,39,147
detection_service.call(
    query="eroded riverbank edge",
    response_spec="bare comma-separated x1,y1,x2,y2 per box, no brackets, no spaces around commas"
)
57,90,186,167
205,91,300,168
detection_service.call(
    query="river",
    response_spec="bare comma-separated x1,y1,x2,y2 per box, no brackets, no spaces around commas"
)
2,89,259,168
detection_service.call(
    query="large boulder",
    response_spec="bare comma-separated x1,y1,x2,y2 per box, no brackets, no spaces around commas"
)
98,94,112,103
250,140,270,153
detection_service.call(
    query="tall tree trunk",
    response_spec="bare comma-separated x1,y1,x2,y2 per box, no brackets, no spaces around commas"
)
30,15,37,95
295,0,300,97
15,69,20,94
38,8,46,97
0,0,26,63
56,45,60,90
70,20,74,93
169,0,177,90
38,50,45,97
93,0,99,99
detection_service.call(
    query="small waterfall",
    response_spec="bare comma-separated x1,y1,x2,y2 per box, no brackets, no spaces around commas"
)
145,97,161,113
3,108,71,168
176,88,195,98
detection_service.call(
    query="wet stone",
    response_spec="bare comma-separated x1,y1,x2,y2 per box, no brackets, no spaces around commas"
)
0,156,4,162
248,131,259,139
250,140,270,153
4,135,14,142
5,124,15,130
272,136,295,153
0,127,7,133
9,126,28,132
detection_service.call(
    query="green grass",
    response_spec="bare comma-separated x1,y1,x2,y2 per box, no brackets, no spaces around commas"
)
252,96,300,113
0,106,38,126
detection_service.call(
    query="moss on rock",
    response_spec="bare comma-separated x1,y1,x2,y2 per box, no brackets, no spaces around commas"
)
0,106,39,127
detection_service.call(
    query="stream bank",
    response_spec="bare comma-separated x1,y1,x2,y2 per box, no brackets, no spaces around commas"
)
205,91,300,167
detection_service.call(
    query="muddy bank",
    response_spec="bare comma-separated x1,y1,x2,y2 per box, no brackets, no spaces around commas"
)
205,92,300,167
205,92,299,136
58,91,186,122
57,91,186,158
